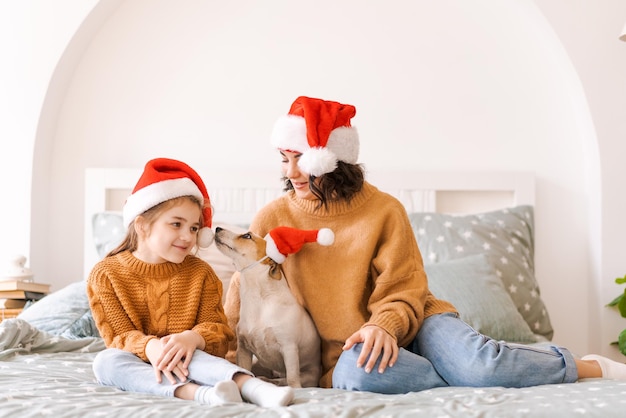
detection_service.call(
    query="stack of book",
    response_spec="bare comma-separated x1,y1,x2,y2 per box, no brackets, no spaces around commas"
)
0,280,50,319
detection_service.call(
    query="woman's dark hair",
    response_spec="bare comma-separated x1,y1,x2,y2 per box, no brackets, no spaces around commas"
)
283,161,365,209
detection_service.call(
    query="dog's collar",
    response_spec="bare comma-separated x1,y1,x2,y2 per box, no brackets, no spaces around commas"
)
238,255,270,273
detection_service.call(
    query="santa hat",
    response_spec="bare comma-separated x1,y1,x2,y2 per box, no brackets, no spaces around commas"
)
264,226,334,264
122,158,214,248
271,96,359,177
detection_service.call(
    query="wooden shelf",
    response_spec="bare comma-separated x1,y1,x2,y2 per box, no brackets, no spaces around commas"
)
0,308,23,322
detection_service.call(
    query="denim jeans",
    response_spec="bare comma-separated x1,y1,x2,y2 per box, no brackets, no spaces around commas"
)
333,312,578,394
93,348,252,397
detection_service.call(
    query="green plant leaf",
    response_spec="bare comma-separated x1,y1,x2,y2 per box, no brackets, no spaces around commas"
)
619,329,626,356
608,293,623,307
607,276,626,353
620,289,626,318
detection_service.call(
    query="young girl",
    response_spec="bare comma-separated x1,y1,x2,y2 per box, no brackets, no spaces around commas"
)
225,96,626,393
87,158,294,407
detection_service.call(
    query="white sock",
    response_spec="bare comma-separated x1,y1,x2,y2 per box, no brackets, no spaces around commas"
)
194,380,242,405
582,354,626,379
240,377,294,407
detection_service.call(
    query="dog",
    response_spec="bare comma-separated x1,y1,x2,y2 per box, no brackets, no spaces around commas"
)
214,226,323,388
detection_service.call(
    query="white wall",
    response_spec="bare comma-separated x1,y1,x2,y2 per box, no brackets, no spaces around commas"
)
4,0,626,361
0,0,99,265
534,0,626,366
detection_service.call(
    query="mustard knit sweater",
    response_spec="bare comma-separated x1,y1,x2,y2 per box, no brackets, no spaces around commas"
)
225,182,457,388
88,251,233,361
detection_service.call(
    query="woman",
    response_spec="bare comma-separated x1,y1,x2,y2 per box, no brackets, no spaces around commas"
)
224,96,626,393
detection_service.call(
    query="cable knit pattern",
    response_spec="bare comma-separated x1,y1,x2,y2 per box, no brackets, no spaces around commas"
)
224,182,456,388
87,251,234,361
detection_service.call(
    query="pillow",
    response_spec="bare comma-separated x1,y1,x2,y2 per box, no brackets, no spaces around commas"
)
409,205,553,341
17,280,100,339
425,254,539,343
92,212,125,259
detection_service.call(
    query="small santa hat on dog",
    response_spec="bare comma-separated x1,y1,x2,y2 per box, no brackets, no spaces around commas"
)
271,96,359,177
264,226,334,264
122,158,214,248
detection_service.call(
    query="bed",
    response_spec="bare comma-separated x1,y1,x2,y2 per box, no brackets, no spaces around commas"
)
2,167,625,417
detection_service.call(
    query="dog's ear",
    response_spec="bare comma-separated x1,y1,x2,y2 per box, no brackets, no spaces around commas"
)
268,261,283,280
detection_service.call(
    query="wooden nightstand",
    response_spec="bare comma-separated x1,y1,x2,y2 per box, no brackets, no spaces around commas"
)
0,280,50,323
0,308,23,322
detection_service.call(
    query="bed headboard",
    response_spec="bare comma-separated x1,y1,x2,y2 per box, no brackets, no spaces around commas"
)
84,168,534,278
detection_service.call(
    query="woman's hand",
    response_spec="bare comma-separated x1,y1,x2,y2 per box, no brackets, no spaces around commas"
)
342,325,399,374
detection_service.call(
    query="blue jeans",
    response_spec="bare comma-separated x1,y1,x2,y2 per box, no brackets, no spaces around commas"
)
332,313,578,394
93,348,251,397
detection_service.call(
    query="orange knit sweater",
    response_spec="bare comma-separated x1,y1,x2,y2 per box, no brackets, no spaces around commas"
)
224,182,457,388
88,251,233,361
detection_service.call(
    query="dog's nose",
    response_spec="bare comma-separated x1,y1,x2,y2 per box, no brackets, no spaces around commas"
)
215,227,222,232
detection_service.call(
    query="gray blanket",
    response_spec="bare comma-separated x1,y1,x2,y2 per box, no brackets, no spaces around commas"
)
1,318,623,417
0,318,105,359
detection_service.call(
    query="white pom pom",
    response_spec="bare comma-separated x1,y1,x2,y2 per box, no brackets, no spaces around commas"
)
299,147,338,177
316,228,334,246
197,227,214,249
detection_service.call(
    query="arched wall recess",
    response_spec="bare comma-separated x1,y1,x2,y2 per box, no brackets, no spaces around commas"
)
28,0,610,359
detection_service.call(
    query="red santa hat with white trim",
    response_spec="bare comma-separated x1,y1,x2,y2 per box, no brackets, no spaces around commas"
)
264,226,335,264
271,96,359,177
122,158,214,248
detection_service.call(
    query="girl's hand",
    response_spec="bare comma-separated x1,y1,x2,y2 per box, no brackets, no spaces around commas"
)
145,331,203,384
343,325,399,374
145,338,181,384
157,331,204,374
